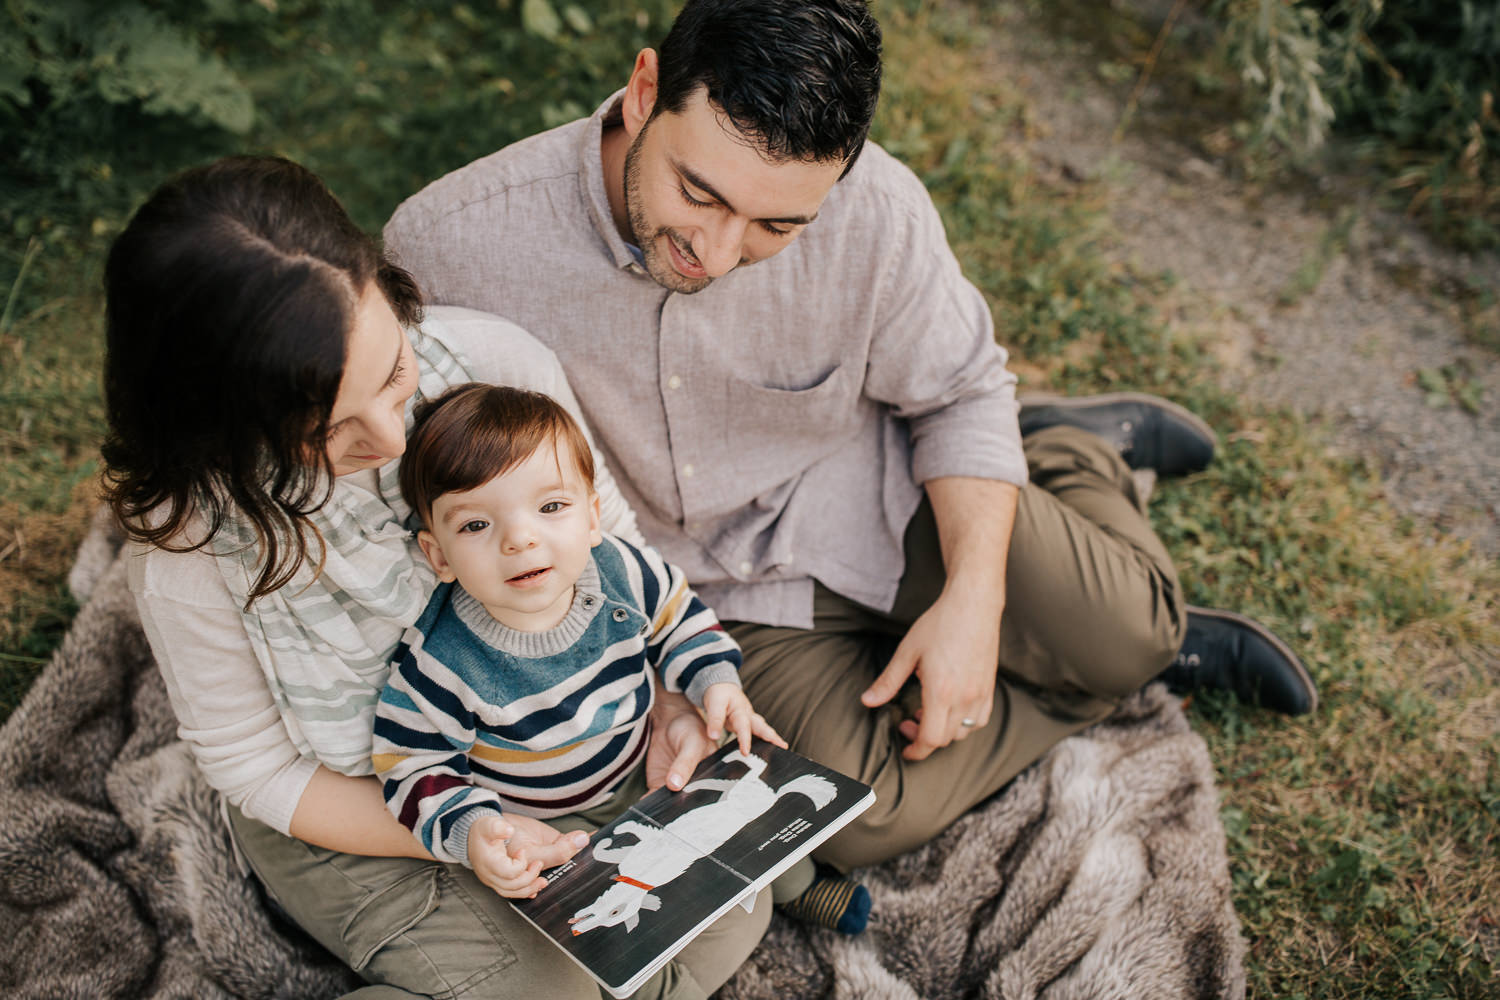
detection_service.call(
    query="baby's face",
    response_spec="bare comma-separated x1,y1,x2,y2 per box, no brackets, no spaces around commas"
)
418,436,601,632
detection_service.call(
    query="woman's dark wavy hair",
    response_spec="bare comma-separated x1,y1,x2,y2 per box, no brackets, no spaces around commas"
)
654,0,882,174
101,155,422,606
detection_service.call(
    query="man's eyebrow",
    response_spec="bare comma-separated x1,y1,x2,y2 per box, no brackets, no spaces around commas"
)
676,162,819,226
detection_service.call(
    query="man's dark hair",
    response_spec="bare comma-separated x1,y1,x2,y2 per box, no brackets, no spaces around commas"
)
654,0,882,170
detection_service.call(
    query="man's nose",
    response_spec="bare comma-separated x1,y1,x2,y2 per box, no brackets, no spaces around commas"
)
695,216,749,278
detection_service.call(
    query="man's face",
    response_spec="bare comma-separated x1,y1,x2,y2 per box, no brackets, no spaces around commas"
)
622,88,847,294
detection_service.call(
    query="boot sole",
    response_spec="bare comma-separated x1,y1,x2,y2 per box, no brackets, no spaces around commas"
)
1186,605,1318,713
1017,391,1219,451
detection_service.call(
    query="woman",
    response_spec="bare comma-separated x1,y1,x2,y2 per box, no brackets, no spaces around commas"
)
104,156,769,999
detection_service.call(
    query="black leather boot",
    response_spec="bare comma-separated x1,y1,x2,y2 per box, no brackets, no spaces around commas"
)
1018,392,1216,476
1160,606,1318,715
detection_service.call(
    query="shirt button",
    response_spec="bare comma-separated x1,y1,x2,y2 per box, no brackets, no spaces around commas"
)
682,464,695,478
739,561,752,575
582,596,595,607
667,375,682,390
612,608,629,622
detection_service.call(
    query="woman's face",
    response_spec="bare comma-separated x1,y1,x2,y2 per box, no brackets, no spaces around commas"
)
323,282,418,477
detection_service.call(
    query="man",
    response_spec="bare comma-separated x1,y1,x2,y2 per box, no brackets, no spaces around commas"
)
384,0,1315,871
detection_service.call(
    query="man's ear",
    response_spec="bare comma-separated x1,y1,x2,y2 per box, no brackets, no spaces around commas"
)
620,48,660,140
587,492,603,547
417,529,458,583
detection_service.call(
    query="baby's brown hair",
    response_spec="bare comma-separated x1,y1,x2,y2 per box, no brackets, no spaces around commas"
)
399,383,596,528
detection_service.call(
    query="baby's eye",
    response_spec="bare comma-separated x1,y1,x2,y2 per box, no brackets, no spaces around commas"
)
539,501,567,514
459,519,489,534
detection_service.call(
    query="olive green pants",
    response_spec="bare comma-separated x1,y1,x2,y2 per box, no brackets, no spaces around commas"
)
228,763,772,1000
729,425,1186,870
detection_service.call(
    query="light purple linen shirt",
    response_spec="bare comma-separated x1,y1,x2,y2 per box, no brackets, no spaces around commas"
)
384,93,1024,628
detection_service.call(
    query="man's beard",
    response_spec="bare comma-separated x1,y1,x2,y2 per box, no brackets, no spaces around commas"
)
623,126,714,295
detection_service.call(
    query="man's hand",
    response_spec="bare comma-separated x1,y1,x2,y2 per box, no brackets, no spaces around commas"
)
701,682,787,754
861,589,1002,760
467,813,588,899
860,476,1017,762
646,686,716,791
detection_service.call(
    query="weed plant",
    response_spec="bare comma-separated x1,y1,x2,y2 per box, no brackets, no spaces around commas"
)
1211,0,1500,249
1,0,1496,996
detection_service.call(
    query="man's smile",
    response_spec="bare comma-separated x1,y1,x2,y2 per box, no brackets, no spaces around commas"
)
663,231,706,279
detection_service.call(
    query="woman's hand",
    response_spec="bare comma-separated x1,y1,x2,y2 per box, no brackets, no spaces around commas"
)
701,682,786,755
467,813,589,899
646,686,715,791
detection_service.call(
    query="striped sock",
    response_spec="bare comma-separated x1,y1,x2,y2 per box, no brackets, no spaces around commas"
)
778,869,872,935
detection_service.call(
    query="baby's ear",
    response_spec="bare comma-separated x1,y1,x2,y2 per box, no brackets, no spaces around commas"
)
588,492,602,546
417,529,458,582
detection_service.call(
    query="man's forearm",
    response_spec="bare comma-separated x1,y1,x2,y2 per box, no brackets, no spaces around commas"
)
923,476,1018,612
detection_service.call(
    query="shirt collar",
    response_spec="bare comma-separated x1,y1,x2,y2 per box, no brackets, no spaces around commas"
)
579,89,644,273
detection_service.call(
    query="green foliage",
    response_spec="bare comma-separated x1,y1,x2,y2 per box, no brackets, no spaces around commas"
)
1214,0,1335,152
1317,0,1500,248
1,0,256,244
0,0,677,275
1209,0,1500,247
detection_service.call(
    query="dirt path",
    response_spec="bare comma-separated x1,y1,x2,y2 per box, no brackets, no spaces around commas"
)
984,3,1500,556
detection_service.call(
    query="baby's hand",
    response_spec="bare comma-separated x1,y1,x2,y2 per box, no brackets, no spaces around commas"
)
467,813,589,899
701,682,787,755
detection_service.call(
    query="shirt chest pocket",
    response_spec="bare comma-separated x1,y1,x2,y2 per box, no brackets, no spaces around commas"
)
723,363,859,488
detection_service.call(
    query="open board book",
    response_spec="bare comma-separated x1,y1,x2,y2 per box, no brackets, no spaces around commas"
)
511,739,875,997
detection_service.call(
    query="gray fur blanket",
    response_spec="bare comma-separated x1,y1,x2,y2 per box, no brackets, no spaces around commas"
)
0,516,1244,999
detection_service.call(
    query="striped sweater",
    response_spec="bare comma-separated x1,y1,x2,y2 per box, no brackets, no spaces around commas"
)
371,533,741,865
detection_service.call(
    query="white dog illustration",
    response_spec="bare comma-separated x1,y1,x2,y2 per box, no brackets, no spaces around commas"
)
568,750,837,934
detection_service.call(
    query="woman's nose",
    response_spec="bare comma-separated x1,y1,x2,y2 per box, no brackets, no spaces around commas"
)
361,403,408,460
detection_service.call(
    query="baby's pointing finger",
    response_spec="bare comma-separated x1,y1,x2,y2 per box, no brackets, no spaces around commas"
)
727,702,754,754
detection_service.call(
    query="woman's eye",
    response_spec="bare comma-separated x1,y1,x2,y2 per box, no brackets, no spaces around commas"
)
459,520,489,534
539,501,565,514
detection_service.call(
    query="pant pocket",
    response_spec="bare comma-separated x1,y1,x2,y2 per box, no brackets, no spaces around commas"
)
340,865,442,971
342,865,526,998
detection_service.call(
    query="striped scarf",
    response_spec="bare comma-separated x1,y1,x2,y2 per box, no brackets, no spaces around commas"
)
211,317,473,775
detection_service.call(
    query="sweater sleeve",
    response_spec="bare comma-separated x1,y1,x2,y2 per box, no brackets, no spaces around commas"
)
611,537,742,707
126,541,319,835
371,639,504,865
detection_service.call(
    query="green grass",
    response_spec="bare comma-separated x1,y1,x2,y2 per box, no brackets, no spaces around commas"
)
2,0,1496,996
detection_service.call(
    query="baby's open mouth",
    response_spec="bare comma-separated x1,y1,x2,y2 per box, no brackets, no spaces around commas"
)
508,567,550,583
